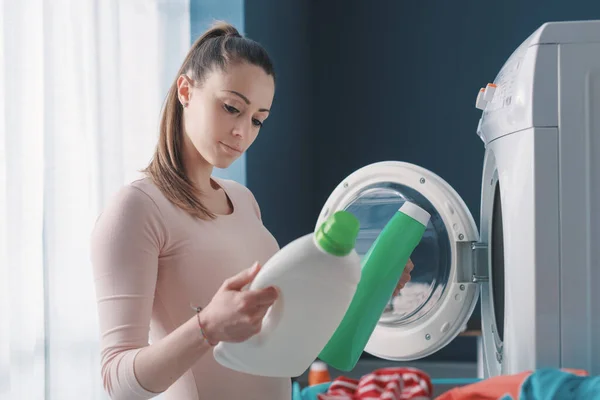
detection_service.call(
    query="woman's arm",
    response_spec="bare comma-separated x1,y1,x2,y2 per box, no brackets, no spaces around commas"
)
133,314,212,394
91,186,210,399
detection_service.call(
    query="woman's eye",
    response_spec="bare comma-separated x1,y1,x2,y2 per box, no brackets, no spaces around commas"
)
224,104,239,114
252,119,263,127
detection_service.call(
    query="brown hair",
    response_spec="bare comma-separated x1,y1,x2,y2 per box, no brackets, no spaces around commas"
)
143,21,275,220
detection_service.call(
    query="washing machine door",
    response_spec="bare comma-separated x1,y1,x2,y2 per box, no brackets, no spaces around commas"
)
315,161,481,361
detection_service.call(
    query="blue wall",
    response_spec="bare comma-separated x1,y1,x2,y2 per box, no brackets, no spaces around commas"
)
244,0,316,247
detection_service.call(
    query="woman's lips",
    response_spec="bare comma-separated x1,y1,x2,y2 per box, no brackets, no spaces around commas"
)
219,142,242,154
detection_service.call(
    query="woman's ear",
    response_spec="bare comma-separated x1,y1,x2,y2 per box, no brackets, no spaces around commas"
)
177,74,193,107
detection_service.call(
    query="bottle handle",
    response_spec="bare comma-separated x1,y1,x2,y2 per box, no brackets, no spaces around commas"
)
246,289,284,347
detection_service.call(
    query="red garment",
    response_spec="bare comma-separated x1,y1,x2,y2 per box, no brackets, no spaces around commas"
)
317,367,433,400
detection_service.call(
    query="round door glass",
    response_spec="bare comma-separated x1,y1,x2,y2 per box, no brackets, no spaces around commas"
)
343,182,452,326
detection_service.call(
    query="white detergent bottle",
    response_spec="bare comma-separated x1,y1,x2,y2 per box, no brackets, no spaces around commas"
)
213,210,362,378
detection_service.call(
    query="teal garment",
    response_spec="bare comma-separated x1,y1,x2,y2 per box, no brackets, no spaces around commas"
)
291,381,331,400
500,369,600,400
292,381,302,399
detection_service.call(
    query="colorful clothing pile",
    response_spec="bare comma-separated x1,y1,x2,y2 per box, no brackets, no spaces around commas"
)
317,367,432,400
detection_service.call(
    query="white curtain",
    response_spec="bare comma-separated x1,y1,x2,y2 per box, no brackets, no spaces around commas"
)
0,1,190,399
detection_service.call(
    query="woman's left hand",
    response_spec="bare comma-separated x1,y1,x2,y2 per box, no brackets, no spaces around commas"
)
393,258,414,297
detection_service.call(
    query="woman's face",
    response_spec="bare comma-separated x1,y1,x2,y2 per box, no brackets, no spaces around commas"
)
178,62,274,169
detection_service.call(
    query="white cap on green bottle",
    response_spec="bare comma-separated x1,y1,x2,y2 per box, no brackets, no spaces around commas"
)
399,201,431,227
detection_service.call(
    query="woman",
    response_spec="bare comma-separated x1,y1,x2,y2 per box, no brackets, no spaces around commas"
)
91,22,414,400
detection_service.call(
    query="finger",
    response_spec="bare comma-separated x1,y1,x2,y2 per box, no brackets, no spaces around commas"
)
252,319,263,335
394,273,411,297
405,258,414,272
223,262,261,290
246,286,279,306
399,270,411,285
394,279,406,293
254,303,273,320
245,304,271,332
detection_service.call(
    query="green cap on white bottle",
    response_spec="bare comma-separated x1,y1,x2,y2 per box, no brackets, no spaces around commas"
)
315,211,360,256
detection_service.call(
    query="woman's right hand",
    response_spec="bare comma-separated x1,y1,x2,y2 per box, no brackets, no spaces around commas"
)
199,262,279,345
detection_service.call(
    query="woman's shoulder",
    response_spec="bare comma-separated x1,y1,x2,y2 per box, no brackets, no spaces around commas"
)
93,177,174,234
94,178,159,224
108,177,165,214
91,177,168,250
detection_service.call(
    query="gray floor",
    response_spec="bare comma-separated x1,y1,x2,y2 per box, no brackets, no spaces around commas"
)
294,359,479,398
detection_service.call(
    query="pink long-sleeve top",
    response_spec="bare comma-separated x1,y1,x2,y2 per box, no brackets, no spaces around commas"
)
90,177,291,399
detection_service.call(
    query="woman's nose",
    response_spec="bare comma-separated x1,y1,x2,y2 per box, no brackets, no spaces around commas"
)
232,120,251,138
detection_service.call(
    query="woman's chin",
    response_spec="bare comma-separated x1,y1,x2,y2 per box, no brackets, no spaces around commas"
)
212,157,237,170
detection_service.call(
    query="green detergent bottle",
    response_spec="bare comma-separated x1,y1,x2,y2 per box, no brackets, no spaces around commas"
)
317,201,431,371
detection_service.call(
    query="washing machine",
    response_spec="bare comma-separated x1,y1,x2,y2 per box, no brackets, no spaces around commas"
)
314,20,600,378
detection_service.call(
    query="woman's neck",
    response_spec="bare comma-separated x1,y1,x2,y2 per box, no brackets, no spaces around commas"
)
189,165,214,193
182,135,215,194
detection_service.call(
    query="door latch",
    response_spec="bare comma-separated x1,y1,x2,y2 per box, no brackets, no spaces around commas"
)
471,242,489,283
